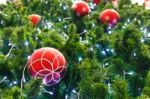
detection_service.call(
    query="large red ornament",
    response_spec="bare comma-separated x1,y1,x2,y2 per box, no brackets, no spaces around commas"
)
72,1,90,17
99,9,120,26
28,14,41,26
27,47,67,86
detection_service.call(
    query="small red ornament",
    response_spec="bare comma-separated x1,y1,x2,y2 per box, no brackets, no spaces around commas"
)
28,14,41,26
99,9,120,26
27,47,67,86
93,0,101,5
72,1,90,17
144,0,150,10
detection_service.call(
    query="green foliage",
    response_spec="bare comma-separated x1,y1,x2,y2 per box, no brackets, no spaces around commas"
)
140,71,150,97
142,87,150,97
0,0,150,98
23,79,43,99
79,82,108,99
113,78,129,99
145,71,150,87
79,58,108,82
137,94,150,99
92,83,108,99
0,86,23,99
38,30,66,49
78,59,109,99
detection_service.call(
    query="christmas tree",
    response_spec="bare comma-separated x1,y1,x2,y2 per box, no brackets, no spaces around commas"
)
0,0,150,99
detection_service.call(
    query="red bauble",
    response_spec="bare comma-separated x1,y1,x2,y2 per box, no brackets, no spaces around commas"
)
93,0,101,5
99,9,120,26
28,14,41,26
27,47,67,86
72,1,90,17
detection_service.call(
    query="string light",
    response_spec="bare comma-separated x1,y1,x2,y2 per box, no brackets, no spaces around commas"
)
124,70,135,78
0,76,7,83
108,31,112,34
65,94,68,99
103,63,109,67
58,17,62,21
95,44,100,48
108,83,113,94
5,44,16,58
24,41,29,46
80,29,87,36
9,83,13,87
72,89,77,93
111,49,114,53
133,52,137,56
13,81,17,85
63,6,68,10
45,21,53,29
90,47,94,51
44,89,54,95
28,56,31,60
101,50,106,56
35,37,38,40
64,25,67,29
106,48,110,52
59,3,62,7
127,19,130,23
148,33,150,38
127,71,134,75
45,1,48,4
78,56,82,62
89,3,96,10
140,38,145,42
37,28,41,34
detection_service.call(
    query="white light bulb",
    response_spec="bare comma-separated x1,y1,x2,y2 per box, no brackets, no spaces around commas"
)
28,56,31,59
